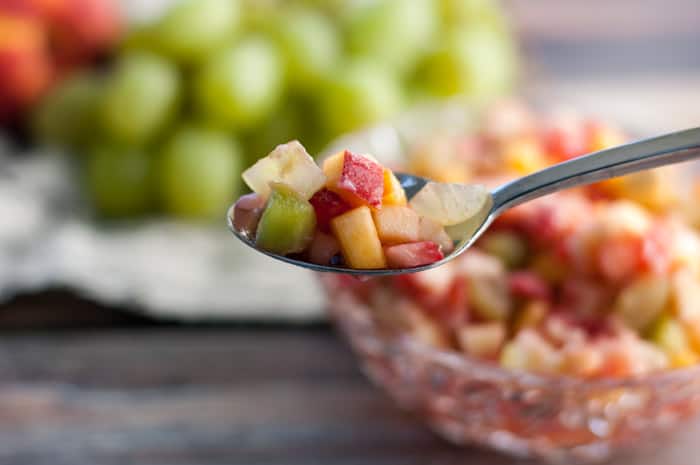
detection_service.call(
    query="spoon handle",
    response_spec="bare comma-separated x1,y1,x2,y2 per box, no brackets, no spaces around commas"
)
492,126,700,212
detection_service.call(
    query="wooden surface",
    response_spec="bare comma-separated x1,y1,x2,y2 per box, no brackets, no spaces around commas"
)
0,300,698,465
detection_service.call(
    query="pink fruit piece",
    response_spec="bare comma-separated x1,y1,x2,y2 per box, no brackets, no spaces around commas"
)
508,271,552,301
309,188,351,232
336,151,385,208
232,193,266,238
308,231,341,266
384,241,444,269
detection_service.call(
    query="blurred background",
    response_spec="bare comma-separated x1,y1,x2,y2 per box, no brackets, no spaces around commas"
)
0,0,700,463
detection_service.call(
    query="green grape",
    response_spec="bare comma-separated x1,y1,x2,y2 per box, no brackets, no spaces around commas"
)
158,126,242,220
438,0,510,33
344,0,439,74
319,59,403,137
86,146,153,217
152,0,241,63
100,52,180,145
33,72,101,150
194,36,285,131
274,7,340,89
415,26,517,98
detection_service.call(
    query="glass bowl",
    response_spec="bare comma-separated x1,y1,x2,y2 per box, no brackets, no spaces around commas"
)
318,101,700,463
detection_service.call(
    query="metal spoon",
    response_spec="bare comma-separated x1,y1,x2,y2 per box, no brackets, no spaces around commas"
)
228,126,700,276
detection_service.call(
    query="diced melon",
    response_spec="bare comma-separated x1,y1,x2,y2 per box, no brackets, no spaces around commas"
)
614,274,669,332
382,169,407,206
243,140,326,200
255,183,316,255
372,206,420,245
457,322,506,358
308,231,341,266
417,216,454,254
331,206,387,269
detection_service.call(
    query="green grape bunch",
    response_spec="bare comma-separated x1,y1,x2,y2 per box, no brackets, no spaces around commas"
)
33,0,518,221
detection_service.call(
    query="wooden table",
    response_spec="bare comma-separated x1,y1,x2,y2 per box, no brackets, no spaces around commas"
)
0,294,698,465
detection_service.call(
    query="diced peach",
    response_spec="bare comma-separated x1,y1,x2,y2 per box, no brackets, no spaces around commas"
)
417,216,453,254
309,188,351,232
457,322,506,358
308,231,341,266
324,150,384,208
372,205,419,245
330,206,386,269
382,169,407,206
384,241,444,269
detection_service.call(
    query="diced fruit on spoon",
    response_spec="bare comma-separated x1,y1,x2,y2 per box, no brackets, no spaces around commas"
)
229,127,700,276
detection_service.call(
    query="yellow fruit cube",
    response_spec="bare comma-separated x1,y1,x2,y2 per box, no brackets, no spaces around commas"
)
457,322,506,358
382,169,407,206
501,137,547,175
322,151,345,187
372,206,419,245
331,206,387,269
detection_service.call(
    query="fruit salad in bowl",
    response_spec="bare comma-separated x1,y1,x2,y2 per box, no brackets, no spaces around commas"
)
318,102,700,462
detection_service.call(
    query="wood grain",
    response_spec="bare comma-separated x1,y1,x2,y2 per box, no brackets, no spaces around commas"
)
0,329,697,465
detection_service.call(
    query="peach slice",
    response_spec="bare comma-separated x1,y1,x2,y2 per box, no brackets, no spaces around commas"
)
331,206,386,269
372,205,420,245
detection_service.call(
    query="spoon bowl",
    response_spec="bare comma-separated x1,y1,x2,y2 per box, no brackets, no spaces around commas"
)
229,126,700,276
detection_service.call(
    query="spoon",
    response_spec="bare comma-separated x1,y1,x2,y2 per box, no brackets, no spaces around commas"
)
228,126,700,276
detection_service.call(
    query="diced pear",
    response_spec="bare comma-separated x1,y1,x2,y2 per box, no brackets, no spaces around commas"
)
372,205,420,245
417,216,454,254
468,273,512,321
382,168,407,206
480,231,528,269
243,140,326,200
255,183,316,255
457,322,506,358
331,206,387,269
614,274,669,332
410,182,492,226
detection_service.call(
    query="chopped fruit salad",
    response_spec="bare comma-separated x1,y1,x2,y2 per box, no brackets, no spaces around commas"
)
233,140,490,270
325,102,700,379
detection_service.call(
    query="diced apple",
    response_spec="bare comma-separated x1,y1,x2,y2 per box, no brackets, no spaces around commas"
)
500,330,560,373
614,274,669,332
309,188,351,232
255,183,316,255
243,140,326,200
457,322,506,358
382,168,407,206
331,206,387,269
232,192,266,238
417,216,454,254
480,231,528,269
372,206,420,245
324,150,384,208
308,231,341,266
384,241,444,269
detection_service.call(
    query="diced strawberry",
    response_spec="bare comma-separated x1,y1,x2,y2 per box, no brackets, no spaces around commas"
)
508,271,552,301
641,223,671,275
384,241,444,269
558,278,610,316
336,151,385,208
596,235,644,282
309,188,351,232
542,123,587,161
